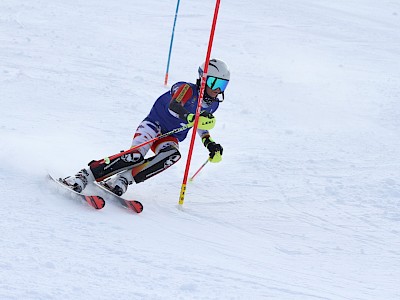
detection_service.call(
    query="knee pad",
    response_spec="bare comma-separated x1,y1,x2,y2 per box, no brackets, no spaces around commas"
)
151,136,179,154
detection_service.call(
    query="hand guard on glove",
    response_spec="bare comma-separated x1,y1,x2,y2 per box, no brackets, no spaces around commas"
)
186,111,216,130
202,137,223,163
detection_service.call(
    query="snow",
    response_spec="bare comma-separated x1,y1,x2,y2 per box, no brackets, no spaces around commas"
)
1,0,400,299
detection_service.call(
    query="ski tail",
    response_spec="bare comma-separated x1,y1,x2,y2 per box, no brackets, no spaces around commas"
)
48,174,105,210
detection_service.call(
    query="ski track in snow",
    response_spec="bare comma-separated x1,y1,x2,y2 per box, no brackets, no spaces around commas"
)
1,0,400,299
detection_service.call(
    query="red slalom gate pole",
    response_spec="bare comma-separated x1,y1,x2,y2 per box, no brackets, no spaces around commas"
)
178,0,221,206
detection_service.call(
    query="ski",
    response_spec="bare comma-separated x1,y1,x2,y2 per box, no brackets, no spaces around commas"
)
94,181,143,214
48,174,105,210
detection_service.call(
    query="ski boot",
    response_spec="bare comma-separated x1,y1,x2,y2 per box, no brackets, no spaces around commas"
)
63,168,93,193
103,175,130,196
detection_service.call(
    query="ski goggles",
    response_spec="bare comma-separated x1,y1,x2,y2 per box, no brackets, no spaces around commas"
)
206,76,229,92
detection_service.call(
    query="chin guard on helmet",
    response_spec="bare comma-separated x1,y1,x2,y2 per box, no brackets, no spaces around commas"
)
196,78,225,105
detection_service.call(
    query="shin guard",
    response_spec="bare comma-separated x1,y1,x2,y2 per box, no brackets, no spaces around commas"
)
89,151,144,182
131,145,181,183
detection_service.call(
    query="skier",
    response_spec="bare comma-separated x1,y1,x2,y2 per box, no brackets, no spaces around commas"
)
63,58,230,196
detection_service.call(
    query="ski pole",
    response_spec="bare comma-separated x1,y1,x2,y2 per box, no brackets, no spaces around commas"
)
189,158,209,182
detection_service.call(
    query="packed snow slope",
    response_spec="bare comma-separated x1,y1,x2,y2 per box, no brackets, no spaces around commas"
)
1,0,400,299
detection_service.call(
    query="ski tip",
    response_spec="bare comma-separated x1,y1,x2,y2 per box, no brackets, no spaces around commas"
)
126,200,143,214
85,195,106,210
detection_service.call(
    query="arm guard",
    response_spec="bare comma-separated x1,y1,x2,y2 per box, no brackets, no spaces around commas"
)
168,83,193,120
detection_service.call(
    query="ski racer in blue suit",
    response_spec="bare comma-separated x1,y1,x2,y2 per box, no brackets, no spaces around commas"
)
63,58,231,196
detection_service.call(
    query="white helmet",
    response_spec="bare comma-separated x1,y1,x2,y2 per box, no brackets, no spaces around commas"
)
198,58,230,102
198,58,230,81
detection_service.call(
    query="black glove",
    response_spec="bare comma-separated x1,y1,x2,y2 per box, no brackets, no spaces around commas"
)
199,111,214,119
202,137,223,163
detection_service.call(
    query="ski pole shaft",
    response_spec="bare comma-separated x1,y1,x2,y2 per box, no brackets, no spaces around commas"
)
189,158,209,181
